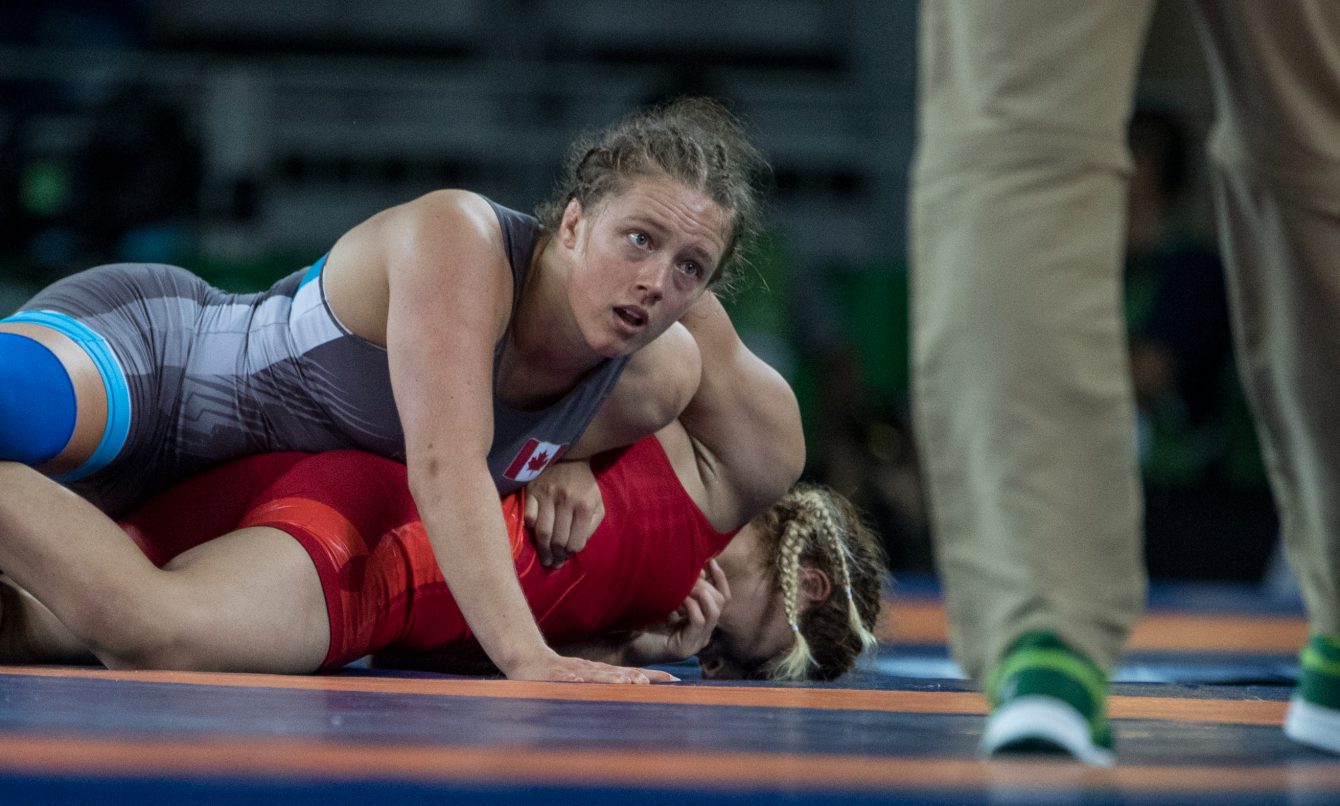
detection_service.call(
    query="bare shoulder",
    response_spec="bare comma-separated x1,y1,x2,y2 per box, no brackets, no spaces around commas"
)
405,188,497,228
378,189,502,256
326,190,511,345
333,189,503,276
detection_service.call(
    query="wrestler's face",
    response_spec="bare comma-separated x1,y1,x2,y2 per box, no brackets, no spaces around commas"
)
696,536,816,681
695,598,795,681
558,172,728,358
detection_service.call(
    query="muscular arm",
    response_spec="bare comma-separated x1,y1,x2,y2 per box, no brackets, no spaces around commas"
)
569,291,802,532
677,293,805,528
567,321,702,459
370,191,660,682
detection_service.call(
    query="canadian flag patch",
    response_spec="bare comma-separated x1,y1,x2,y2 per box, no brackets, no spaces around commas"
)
502,438,567,482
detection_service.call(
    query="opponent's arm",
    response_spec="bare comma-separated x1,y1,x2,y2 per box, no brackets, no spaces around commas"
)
558,559,730,666
525,458,603,568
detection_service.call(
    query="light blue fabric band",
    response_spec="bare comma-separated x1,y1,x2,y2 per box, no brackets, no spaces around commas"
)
1,310,133,481
298,253,328,288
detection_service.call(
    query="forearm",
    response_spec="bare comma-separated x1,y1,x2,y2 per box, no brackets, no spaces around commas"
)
566,630,701,666
557,633,690,667
557,633,635,666
412,467,551,675
568,322,701,458
0,464,152,628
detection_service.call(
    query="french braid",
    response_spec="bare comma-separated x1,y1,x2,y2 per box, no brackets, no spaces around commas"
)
773,513,818,679
810,489,882,656
756,483,889,681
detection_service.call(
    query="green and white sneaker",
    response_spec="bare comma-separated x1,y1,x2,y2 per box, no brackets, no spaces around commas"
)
980,631,1115,767
1284,634,1340,755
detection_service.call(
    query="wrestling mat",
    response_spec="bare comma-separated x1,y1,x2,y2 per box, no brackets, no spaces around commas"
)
0,575,1332,805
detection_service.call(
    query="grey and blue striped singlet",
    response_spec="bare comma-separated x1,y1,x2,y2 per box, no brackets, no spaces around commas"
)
8,200,628,516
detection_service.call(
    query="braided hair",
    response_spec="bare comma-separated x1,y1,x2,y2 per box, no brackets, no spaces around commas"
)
753,483,887,681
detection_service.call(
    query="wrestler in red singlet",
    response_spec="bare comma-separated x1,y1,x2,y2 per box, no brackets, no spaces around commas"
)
117,438,736,671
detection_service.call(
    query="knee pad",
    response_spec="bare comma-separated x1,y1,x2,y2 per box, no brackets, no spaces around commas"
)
0,332,77,465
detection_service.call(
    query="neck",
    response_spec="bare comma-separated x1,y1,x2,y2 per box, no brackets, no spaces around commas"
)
504,245,604,393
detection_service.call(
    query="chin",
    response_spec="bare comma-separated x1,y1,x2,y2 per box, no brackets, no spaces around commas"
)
595,330,651,359
584,336,633,360
573,323,621,359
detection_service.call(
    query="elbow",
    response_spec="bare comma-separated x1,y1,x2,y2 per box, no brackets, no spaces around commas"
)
775,391,806,488
406,457,440,501
781,435,806,489
747,426,805,510
768,432,806,499
406,450,458,505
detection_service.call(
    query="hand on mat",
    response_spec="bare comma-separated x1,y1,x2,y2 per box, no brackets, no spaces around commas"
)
525,459,605,569
505,649,678,684
629,559,731,664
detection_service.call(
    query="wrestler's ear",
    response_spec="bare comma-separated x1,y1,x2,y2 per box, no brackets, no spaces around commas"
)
798,567,831,604
558,197,584,248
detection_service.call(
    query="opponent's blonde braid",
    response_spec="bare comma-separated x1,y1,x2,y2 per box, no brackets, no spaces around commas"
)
755,483,889,682
772,515,817,680
810,491,881,656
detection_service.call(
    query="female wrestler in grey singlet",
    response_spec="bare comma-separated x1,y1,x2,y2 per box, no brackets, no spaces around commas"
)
7,202,625,517
0,98,765,685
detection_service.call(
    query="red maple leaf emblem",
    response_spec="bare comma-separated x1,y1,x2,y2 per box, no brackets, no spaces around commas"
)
526,450,551,473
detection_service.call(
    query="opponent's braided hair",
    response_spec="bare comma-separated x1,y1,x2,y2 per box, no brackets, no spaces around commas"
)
753,483,888,681
536,96,769,294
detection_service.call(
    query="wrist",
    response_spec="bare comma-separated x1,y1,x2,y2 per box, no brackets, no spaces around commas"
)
494,641,558,677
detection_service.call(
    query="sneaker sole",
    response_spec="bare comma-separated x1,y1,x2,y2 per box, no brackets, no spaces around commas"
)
980,694,1115,767
1284,694,1340,755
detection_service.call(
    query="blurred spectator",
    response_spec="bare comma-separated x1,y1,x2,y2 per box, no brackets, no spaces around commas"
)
1125,107,1234,483
1122,107,1277,581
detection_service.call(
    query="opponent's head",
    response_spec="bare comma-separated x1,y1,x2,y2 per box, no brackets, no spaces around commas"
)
699,484,888,681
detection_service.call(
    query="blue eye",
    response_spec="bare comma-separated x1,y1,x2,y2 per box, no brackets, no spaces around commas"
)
628,232,650,248
682,262,703,278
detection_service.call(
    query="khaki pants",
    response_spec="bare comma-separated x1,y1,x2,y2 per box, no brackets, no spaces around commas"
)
910,0,1340,683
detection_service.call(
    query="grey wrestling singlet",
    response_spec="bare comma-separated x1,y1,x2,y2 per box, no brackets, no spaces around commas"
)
15,200,628,515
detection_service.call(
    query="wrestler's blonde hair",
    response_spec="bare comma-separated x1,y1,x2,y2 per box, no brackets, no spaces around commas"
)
752,483,887,681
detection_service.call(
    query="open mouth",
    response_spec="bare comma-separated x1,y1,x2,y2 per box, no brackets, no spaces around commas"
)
614,306,647,329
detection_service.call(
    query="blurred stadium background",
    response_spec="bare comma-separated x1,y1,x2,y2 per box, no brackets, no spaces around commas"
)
0,0,1283,587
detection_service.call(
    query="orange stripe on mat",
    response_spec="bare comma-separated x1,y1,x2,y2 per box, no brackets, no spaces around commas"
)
0,667,1285,725
0,735,1332,793
884,600,1308,652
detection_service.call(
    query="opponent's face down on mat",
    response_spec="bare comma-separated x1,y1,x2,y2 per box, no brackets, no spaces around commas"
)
695,521,828,680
